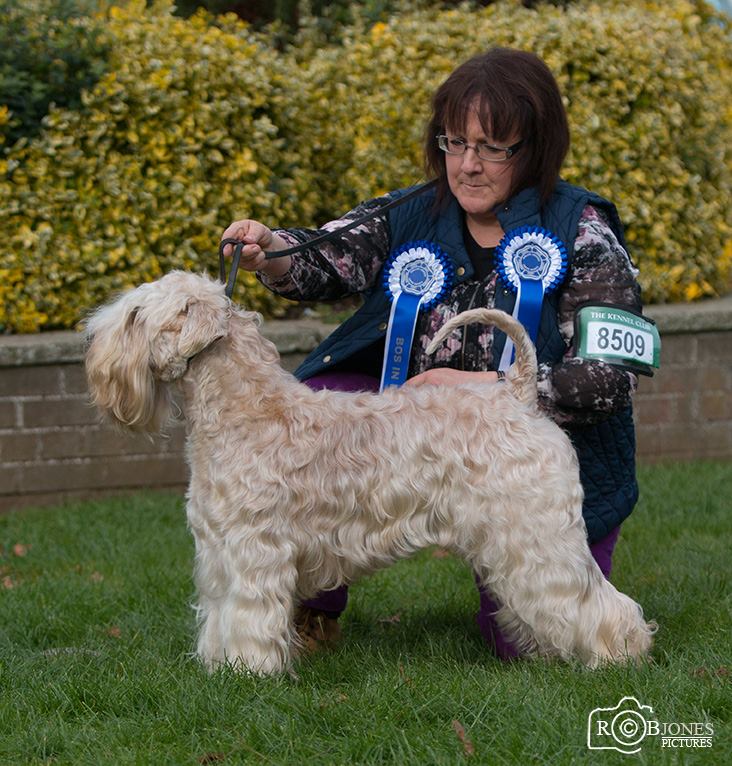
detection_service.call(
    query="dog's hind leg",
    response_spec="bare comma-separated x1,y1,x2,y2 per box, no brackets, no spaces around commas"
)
467,516,608,663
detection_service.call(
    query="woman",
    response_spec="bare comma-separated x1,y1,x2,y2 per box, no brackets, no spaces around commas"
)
220,48,643,660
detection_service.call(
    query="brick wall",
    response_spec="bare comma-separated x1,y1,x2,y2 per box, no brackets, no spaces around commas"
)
1,299,730,512
0,360,186,509
632,298,732,461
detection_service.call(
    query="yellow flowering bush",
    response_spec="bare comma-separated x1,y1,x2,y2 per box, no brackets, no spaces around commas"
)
0,2,319,331
1,0,730,332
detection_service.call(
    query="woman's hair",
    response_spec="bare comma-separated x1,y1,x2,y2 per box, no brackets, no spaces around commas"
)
424,47,570,206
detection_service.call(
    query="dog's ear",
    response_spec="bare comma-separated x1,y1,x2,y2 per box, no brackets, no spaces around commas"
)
86,297,165,430
177,297,229,361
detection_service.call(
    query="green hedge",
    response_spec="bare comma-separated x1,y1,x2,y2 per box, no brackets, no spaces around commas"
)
0,0,109,149
0,4,322,331
0,0,730,332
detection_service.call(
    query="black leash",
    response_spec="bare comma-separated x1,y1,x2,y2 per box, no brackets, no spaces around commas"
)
218,179,437,298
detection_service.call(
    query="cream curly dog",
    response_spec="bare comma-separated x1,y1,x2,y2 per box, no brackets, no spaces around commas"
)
85,271,653,674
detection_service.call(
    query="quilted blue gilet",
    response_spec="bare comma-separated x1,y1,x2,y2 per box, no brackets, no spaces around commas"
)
294,181,638,542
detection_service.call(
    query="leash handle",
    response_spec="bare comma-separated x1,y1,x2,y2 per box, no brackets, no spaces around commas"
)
218,178,438,298
219,239,245,299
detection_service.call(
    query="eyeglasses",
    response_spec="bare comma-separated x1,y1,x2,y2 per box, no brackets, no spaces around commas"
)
436,134,523,163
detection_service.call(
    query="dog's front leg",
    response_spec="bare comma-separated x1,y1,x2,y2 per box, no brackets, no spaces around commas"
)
192,536,229,670
205,534,298,676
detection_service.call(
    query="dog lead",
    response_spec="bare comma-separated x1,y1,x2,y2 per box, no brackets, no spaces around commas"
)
218,179,438,298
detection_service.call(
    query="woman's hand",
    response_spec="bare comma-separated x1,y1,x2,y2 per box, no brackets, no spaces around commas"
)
406,368,501,387
220,219,292,278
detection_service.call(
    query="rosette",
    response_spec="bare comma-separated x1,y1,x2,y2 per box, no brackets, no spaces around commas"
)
495,226,567,370
379,241,453,390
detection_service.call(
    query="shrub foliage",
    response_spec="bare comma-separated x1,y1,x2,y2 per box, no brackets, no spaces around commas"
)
0,3,319,331
0,0,730,332
0,0,109,148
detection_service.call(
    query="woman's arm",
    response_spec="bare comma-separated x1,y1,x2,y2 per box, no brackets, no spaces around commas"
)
537,205,642,426
257,197,393,302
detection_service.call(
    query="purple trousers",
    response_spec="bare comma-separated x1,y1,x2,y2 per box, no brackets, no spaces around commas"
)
301,371,622,660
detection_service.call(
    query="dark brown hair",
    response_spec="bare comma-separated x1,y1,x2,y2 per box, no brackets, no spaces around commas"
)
424,47,570,206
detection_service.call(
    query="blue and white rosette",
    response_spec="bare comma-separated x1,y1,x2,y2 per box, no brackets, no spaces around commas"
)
495,226,567,371
380,241,453,391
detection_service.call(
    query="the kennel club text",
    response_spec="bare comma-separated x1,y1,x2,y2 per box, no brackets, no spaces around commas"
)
585,310,655,365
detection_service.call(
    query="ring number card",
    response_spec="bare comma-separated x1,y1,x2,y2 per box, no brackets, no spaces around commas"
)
576,305,661,376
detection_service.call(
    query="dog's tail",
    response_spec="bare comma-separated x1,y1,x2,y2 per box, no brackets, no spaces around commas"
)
425,308,537,405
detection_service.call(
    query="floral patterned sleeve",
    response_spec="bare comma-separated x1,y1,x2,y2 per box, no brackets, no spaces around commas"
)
536,205,642,426
257,197,392,301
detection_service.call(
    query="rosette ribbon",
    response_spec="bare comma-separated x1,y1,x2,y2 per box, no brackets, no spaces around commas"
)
495,226,567,371
380,241,453,391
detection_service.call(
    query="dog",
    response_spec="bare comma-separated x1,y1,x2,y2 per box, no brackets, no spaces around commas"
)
85,271,654,675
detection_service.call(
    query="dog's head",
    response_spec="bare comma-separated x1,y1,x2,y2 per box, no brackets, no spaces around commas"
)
85,271,230,431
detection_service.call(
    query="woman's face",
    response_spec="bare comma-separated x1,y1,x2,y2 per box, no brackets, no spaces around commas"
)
445,107,520,227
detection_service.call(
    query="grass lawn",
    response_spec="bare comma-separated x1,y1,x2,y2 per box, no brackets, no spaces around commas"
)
0,461,729,765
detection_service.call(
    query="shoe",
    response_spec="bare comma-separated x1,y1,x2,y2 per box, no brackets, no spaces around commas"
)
294,606,342,655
